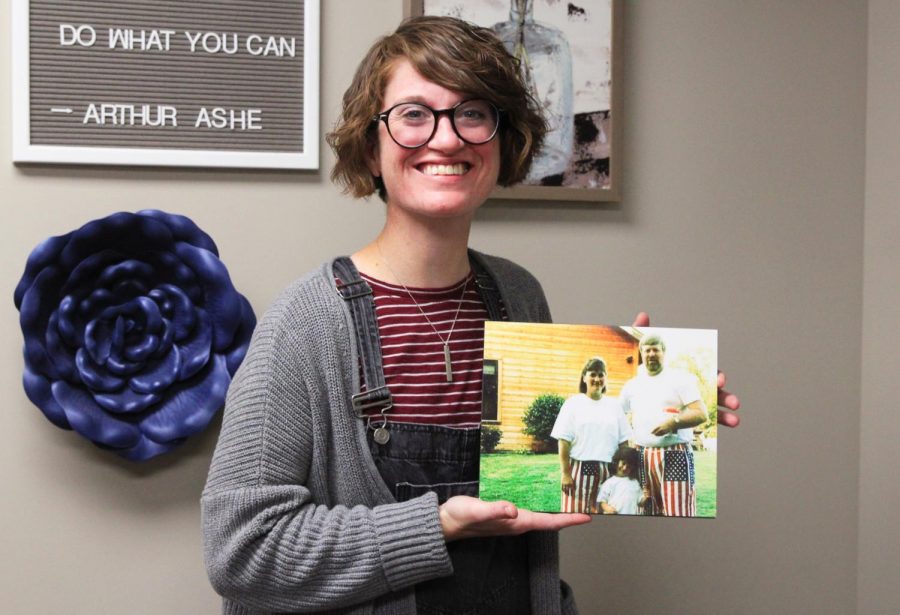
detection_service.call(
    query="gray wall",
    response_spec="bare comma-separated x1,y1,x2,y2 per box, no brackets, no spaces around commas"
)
0,1,892,613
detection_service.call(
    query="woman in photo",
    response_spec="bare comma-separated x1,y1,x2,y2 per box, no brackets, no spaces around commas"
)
551,357,633,514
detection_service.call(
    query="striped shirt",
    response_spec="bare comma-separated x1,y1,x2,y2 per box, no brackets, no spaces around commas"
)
356,272,505,428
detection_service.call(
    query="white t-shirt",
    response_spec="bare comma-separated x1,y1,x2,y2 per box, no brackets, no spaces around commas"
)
597,475,643,515
550,394,632,462
620,366,702,447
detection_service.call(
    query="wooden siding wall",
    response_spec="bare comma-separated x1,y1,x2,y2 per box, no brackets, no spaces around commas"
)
484,323,638,450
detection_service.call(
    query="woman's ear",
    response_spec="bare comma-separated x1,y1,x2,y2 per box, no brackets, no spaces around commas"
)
365,139,381,178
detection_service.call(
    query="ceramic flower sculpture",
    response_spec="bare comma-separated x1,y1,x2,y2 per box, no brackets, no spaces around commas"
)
14,210,256,461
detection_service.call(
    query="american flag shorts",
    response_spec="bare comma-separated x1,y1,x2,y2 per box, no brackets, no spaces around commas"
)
561,459,610,514
638,443,696,517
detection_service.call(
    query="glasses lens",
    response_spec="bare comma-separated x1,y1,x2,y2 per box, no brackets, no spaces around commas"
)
386,103,435,148
453,100,499,144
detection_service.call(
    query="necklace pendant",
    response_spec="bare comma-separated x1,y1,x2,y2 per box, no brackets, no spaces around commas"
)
443,343,453,383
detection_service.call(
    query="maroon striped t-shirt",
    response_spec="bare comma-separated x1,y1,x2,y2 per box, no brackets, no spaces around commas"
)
356,272,505,428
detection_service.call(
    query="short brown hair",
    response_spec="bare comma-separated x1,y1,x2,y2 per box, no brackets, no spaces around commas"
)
327,16,547,200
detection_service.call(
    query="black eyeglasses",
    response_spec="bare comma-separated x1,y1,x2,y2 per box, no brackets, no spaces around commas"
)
373,99,501,149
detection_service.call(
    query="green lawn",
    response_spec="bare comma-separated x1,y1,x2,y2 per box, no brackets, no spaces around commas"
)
480,449,717,517
695,448,717,517
479,452,562,511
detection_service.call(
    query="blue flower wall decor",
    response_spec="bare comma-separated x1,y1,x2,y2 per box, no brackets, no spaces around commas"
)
13,210,256,461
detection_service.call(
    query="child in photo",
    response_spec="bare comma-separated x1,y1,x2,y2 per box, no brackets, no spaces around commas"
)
595,446,649,515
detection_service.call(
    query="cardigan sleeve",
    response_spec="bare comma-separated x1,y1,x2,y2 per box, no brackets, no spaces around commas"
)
201,278,452,612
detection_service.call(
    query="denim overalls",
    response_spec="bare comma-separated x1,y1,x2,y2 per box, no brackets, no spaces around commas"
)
334,256,531,615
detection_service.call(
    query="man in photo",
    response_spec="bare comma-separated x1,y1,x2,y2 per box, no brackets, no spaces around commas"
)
620,334,707,516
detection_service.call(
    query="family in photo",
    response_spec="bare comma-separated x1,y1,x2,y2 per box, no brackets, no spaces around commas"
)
552,333,708,516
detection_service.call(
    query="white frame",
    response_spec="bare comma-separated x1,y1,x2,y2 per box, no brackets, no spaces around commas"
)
11,0,320,170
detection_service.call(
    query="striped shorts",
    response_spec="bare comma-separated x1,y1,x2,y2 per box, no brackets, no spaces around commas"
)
561,459,611,514
638,443,696,517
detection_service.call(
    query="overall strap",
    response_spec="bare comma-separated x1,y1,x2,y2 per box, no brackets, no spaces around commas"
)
334,253,502,417
468,251,504,321
332,256,392,417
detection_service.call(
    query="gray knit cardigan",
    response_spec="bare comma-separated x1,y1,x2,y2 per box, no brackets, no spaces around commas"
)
202,251,578,615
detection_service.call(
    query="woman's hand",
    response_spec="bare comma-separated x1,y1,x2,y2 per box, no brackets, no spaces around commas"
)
632,312,741,428
439,496,591,542
632,312,651,328
716,370,740,427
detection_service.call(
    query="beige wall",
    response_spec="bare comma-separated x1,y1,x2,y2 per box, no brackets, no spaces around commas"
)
556,2,865,613
0,1,889,613
859,1,900,613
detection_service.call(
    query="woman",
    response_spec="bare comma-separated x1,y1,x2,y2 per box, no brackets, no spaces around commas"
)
551,358,632,514
202,17,590,615
201,16,740,615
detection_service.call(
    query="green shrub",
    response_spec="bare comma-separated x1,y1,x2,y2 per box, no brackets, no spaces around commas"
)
480,424,503,453
522,393,565,451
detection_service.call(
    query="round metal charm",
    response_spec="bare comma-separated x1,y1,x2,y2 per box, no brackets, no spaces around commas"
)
373,426,390,445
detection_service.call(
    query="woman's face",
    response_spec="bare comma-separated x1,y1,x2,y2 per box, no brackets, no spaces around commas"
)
582,370,605,399
366,59,501,222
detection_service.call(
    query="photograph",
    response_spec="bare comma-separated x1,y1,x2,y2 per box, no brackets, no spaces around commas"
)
481,323,718,517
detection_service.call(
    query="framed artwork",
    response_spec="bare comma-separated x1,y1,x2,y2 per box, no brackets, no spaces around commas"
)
405,0,622,201
12,0,320,170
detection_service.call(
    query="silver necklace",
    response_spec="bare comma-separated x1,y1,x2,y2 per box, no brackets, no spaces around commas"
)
376,242,468,383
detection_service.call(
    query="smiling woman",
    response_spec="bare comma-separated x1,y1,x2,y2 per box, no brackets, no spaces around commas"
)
201,16,592,615
200,14,742,615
